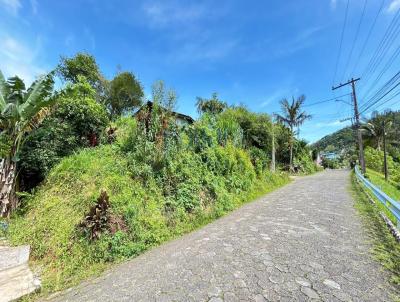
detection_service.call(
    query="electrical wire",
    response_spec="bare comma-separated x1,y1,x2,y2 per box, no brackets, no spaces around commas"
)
350,0,385,76
332,0,350,85
342,0,368,81
303,93,351,107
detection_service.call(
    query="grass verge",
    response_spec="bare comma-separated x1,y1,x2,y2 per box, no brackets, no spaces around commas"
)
366,168,400,201
351,172,400,289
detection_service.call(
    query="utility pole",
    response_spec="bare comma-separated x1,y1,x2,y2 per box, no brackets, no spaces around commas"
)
383,120,388,181
332,78,366,173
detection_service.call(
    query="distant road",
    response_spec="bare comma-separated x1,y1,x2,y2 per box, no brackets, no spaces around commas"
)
48,170,397,301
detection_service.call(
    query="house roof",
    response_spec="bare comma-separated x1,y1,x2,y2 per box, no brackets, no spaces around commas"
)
133,101,195,124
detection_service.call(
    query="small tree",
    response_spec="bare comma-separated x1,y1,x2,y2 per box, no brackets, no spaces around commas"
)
0,70,54,216
196,93,227,115
106,71,144,119
275,95,311,170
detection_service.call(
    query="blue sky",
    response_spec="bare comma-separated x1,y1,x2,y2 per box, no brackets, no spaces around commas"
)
1,0,400,142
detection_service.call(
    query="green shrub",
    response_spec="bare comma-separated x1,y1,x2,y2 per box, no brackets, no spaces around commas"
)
9,141,289,294
19,78,109,189
293,150,318,174
364,146,400,182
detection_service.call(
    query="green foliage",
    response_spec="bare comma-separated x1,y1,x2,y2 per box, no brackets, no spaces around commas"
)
313,127,354,152
0,133,12,158
9,141,289,293
19,77,109,189
321,157,340,169
0,70,54,150
57,53,101,87
219,107,272,151
293,149,319,174
365,169,400,202
196,93,227,115
275,95,311,168
187,119,217,152
106,71,144,119
364,147,400,183
351,173,400,286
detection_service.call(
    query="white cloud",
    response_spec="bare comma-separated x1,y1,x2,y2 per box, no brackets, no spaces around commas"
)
314,120,344,128
261,88,294,108
0,0,22,15
142,1,206,28
0,35,47,85
387,0,400,13
172,38,237,63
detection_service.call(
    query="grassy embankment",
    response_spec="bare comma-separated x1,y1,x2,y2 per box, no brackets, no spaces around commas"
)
351,172,400,288
365,168,400,224
7,143,290,297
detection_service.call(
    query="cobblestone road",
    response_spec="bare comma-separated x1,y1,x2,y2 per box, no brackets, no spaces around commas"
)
49,170,397,301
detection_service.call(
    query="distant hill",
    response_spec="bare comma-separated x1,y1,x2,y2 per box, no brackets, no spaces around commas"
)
313,127,354,152
313,110,400,154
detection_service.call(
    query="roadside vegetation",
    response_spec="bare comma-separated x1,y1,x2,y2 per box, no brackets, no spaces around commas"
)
351,173,400,288
0,52,320,295
365,168,400,201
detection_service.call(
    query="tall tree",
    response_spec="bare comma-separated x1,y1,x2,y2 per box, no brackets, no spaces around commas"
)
0,70,54,216
106,71,144,118
275,95,311,170
57,52,101,86
196,93,227,115
362,111,391,151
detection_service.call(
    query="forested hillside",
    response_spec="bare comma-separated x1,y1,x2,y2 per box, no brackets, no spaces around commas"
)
313,126,354,152
314,110,400,161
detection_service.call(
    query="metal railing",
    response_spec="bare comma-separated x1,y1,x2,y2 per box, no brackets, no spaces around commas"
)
355,165,400,229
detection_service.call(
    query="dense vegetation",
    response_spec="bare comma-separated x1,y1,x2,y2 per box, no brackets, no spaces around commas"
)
313,126,354,153
0,52,321,294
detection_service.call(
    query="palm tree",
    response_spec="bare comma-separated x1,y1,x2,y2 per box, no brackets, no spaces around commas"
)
362,111,391,151
275,95,311,170
0,70,54,217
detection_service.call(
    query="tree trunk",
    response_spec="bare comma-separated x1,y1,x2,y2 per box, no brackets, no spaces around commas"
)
377,138,382,151
383,121,388,181
289,126,293,171
0,157,18,218
271,126,276,172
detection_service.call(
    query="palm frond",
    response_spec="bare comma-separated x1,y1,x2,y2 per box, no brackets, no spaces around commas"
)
0,70,7,112
19,73,54,121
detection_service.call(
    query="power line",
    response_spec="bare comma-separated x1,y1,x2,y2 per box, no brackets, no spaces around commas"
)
372,89,400,111
332,0,350,85
361,83,400,114
351,0,385,76
360,71,400,114
361,44,400,101
361,7,400,85
303,93,351,107
360,70,400,110
342,0,368,81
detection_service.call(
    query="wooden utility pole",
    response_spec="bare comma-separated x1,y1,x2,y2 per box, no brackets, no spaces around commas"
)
332,78,366,173
383,120,388,181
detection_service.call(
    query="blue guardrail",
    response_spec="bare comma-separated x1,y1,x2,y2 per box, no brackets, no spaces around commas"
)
355,165,400,229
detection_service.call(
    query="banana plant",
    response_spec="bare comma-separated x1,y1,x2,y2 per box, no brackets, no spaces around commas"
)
0,70,54,217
